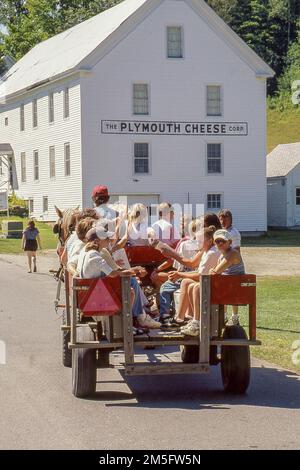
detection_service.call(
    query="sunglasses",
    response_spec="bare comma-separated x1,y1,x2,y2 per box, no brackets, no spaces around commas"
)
215,239,226,245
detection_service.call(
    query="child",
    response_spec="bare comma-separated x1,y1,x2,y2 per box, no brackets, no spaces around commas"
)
22,220,42,273
77,225,161,330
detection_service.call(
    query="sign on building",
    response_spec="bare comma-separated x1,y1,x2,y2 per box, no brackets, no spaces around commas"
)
101,120,248,136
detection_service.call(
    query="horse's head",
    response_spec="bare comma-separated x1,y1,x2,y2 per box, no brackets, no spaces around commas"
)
53,205,80,247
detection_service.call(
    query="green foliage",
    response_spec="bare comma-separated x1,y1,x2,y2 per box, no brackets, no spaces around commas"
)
0,0,122,60
7,193,29,217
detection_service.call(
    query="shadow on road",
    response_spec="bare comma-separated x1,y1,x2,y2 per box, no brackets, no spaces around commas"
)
88,364,300,411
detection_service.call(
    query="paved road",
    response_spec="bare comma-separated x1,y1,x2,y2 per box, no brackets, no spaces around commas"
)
0,254,299,450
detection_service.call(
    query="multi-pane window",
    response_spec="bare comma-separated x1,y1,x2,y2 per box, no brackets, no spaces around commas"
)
134,143,149,174
21,152,26,183
207,193,222,210
64,143,71,176
20,104,25,131
32,99,38,128
29,198,34,214
207,85,222,116
49,92,54,123
296,188,300,206
133,84,149,115
167,26,183,58
49,146,56,178
64,87,70,119
207,143,222,174
33,150,39,181
43,196,48,213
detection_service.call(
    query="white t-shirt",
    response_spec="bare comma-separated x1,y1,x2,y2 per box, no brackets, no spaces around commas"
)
95,204,117,220
227,226,241,249
66,232,78,256
198,246,219,275
67,239,85,268
173,238,199,272
77,249,114,279
151,219,180,242
128,221,150,246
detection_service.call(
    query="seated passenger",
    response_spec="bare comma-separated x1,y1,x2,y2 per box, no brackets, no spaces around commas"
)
77,226,161,330
180,228,245,336
151,202,180,245
158,219,201,327
67,217,95,276
168,226,219,331
92,185,118,221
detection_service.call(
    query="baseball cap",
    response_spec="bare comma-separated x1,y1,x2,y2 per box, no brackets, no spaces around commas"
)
213,229,232,242
86,226,115,241
92,185,109,198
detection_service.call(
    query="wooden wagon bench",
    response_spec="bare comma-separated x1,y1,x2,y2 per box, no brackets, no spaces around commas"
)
58,246,260,398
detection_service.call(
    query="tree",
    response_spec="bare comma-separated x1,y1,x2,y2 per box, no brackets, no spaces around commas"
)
0,0,122,60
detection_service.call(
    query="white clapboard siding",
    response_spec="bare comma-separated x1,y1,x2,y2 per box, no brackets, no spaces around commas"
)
0,78,82,221
81,0,268,232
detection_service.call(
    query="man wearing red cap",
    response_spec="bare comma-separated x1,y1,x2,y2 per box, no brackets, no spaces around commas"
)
92,185,117,220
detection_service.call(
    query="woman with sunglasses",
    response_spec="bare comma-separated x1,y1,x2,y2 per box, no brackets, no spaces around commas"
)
209,229,245,326
180,228,245,337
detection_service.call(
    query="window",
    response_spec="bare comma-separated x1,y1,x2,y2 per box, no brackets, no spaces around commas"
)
20,104,25,131
207,193,222,210
207,85,222,116
167,26,183,58
63,87,70,119
207,143,222,174
49,146,56,178
5,117,8,126
21,152,26,183
29,198,34,214
49,92,54,123
296,188,300,206
134,143,149,174
33,150,39,181
133,84,149,115
32,99,38,128
43,196,48,213
64,143,71,176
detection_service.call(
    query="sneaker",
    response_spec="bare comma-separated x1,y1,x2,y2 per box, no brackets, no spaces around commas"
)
137,313,161,329
181,320,200,337
227,314,240,326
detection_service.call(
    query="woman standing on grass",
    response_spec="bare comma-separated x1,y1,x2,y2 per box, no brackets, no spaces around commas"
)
22,220,42,273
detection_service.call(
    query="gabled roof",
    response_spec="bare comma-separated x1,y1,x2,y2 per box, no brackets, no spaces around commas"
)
0,0,275,101
267,143,300,178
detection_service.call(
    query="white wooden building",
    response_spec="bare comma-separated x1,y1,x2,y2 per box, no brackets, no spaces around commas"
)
267,143,300,228
0,0,274,231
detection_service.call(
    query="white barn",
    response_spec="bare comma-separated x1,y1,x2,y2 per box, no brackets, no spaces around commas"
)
0,0,274,231
267,143,300,228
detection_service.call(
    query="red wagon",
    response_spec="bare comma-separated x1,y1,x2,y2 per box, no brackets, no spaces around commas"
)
58,246,260,398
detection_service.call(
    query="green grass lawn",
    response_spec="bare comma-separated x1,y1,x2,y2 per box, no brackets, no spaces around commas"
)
0,216,57,253
267,107,300,153
243,230,300,247
239,277,300,373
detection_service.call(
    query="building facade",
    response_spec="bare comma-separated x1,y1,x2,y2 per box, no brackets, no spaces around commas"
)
0,0,274,231
267,143,300,228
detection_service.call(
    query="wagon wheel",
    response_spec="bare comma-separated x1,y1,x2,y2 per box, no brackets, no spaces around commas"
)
221,325,250,394
181,345,199,363
62,310,72,368
181,344,220,365
72,326,97,398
